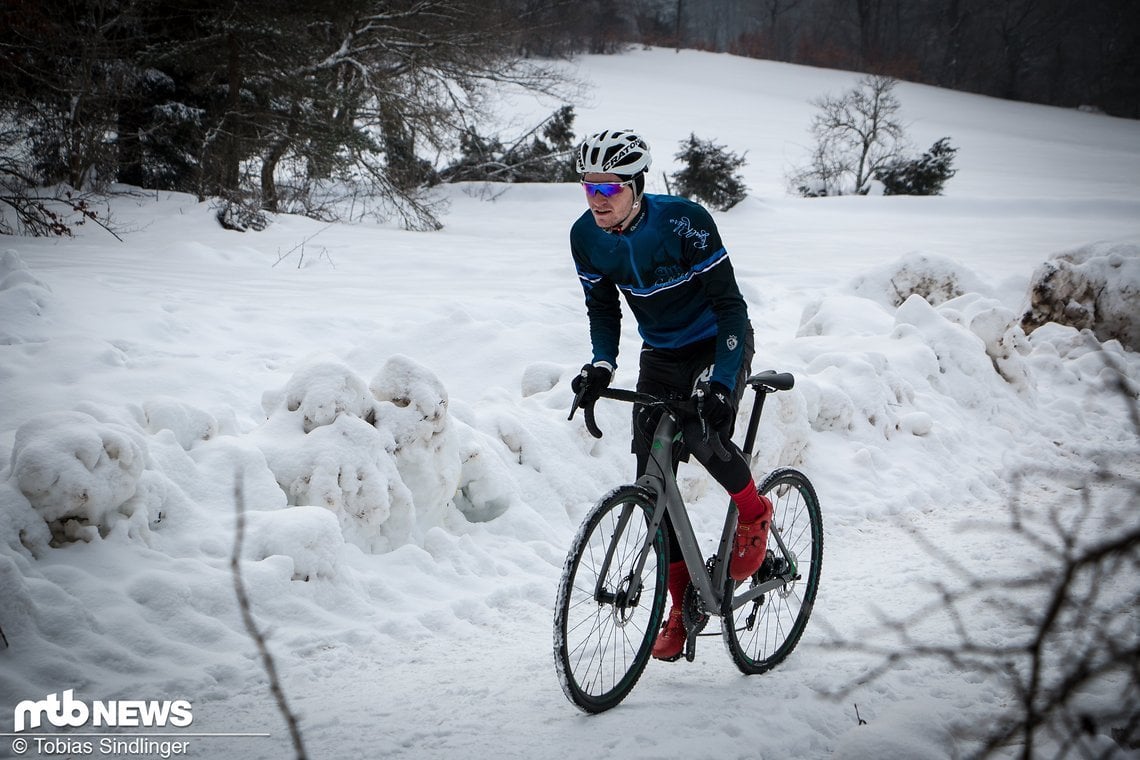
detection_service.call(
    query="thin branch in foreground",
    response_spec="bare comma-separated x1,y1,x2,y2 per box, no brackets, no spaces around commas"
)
824,346,1140,759
231,471,309,760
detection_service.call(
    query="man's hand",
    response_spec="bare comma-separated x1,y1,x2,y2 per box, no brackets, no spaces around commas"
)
694,381,734,460
571,363,612,405
695,381,734,432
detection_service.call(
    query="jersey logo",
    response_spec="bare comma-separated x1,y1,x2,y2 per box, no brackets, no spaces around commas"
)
652,264,685,285
670,216,710,250
727,334,739,351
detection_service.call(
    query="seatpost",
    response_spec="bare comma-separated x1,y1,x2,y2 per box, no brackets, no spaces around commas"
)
740,388,768,459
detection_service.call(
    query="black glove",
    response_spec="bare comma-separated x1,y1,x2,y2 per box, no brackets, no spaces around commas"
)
695,381,734,433
571,363,612,405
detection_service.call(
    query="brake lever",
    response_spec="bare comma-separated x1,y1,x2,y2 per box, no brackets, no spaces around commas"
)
568,387,604,439
568,387,585,422
694,386,732,461
707,429,731,461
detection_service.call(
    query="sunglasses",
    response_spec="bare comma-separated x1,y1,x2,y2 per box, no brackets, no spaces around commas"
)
581,179,633,198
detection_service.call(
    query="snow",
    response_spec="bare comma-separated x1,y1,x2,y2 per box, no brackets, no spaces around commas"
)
2,47,1139,759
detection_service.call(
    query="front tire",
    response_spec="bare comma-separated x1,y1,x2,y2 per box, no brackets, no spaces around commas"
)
722,468,823,675
553,486,668,713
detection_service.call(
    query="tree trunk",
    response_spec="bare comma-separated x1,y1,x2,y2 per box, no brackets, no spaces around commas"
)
260,139,288,213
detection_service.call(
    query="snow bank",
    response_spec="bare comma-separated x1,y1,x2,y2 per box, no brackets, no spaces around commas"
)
4,247,1130,557
1021,241,1140,351
775,250,1134,524
240,506,345,581
252,355,464,553
0,248,54,344
1,335,574,563
8,410,150,544
850,250,993,308
797,258,1031,441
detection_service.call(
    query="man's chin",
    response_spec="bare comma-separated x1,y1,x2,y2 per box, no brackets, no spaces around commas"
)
591,212,613,227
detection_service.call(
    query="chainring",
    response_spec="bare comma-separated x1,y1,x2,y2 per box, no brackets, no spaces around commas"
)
681,555,719,635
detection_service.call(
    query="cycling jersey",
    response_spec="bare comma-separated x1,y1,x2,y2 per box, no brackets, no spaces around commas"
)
570,193,751,391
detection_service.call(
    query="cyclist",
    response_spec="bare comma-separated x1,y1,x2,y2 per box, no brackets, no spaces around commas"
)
568,129,773,661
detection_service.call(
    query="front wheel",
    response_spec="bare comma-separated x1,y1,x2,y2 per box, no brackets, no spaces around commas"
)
553,485,668,713
722,467,823,675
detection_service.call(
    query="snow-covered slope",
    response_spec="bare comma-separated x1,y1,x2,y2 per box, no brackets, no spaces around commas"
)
2,48,1138,759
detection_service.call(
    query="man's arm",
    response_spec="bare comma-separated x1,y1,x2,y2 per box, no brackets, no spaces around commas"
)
576,263,622,370
683,207,749,390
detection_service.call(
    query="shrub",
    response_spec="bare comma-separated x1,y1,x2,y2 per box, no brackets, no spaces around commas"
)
670,133,748,210
878,137,958,195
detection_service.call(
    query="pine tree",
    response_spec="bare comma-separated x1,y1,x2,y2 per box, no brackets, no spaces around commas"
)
878,138,958,196
670,134,749,211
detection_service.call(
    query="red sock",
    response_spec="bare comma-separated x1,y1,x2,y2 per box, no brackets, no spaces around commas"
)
731,480,771,524
666,560,689,608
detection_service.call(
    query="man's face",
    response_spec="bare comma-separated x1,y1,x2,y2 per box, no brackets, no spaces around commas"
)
582,173,636,230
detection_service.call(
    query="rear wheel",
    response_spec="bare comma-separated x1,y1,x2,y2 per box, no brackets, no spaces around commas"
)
722,468,823,675
554,486,668,713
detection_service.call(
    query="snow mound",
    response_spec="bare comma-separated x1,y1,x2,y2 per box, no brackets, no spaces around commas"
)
850,250,992,308
1021,241,1140,351
143,397,219,449
0,248,54,344
0,480,50,555
241,506,345,581
782,270,1044,518
793,284,1031,441
270,359,376,433
520,362,565,397
936,292,1033,391
7,410,150,544
370,354,461,530
254,391,412,553
252,355,468,553
452,426,521,523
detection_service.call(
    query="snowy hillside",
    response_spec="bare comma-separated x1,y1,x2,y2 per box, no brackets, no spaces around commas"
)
1,48,1139,759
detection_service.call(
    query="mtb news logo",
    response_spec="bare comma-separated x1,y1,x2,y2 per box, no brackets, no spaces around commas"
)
13,690,193,732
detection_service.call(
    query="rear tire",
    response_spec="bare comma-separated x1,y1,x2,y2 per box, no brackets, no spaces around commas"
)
722,468,823,675
554,486,668,712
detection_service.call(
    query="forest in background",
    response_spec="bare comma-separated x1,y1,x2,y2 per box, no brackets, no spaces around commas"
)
2,0,1136,232
560,0,1138,120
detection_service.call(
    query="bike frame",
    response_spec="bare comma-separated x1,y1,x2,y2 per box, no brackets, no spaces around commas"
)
590,374,796,618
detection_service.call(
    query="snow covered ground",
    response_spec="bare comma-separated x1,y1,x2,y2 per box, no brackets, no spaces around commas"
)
1,48,1138,760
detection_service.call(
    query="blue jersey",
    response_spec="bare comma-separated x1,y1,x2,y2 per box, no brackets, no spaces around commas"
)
570,193,750,391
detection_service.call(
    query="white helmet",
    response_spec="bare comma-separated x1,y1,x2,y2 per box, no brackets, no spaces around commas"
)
576,130,652,176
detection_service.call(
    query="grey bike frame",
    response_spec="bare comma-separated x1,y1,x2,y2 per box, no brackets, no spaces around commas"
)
638,412,736,612
592,380,798,616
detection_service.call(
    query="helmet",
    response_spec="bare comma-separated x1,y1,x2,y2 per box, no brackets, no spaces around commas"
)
576,130,652,176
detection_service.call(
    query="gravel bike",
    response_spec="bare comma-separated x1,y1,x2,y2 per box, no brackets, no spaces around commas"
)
553,370,823,713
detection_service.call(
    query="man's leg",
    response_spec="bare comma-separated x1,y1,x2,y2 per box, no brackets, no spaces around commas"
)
683,326,771,581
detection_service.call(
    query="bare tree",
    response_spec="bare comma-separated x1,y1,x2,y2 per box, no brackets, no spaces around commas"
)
789,74,908,196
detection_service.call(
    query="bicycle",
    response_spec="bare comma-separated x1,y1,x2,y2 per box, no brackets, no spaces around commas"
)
553,370,823,713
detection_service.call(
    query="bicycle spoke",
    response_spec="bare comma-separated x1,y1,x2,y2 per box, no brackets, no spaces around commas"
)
554,488,666,713
722,468,823,675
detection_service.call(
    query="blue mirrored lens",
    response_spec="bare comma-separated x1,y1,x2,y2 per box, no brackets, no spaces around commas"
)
582,182,626,198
